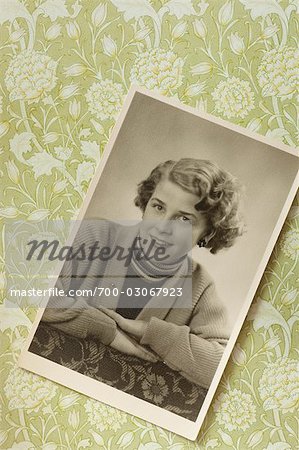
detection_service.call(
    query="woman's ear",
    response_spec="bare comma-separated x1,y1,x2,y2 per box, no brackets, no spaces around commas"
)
197,239,206,248
198,230,216,247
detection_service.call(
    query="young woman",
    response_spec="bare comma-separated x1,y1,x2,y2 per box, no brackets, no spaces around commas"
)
42,158,244,389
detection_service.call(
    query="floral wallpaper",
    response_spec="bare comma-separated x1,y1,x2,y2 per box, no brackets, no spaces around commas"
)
0,0,298,448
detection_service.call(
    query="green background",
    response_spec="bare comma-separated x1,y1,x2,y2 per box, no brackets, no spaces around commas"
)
0,0,298,448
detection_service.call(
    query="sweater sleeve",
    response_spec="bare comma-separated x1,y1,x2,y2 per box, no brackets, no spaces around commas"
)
140,282,230,389
41,295,117,345
40,220,117,345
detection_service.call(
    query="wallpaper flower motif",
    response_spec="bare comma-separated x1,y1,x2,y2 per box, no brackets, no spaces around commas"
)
213,388,256,432
5,50,58,103
130,48,184,94
4,367,57,411
256,47,299,98
280,227,299,260
258,358,299,413
211,76,255,119
84,399,128,432
0,0,298,448
85,79,125,121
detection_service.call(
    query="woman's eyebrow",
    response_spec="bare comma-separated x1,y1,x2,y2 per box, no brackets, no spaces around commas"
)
150,197,165,204
151,198,197,218
178,210,197,218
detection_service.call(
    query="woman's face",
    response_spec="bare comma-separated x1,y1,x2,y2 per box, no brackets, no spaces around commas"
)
139,178,209,263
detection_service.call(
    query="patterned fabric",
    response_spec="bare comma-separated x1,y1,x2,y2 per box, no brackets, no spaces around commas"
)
29,322,207,421
0,0,298,448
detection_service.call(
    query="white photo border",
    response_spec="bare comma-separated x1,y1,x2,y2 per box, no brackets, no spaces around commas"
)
19,85,299,441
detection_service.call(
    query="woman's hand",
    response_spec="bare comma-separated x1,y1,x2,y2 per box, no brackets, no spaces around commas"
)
99,308,148,340
117,318,148,340
110,329,157,362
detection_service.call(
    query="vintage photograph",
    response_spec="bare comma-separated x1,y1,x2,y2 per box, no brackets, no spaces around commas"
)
19,87,298,440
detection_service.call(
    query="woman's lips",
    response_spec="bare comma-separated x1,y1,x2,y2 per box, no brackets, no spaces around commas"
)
149,235,173,248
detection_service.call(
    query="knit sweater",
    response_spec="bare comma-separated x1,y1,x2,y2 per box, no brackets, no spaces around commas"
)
41,220,230,389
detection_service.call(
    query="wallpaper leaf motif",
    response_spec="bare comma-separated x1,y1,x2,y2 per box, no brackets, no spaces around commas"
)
239,0,288,20
163,0,197,18
0,0,32,25
0,0,298,448
110,0,158,21
35,0,70,22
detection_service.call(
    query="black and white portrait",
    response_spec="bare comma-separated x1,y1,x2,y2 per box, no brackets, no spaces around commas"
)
19,88,298,439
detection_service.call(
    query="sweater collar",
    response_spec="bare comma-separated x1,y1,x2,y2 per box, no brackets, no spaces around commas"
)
99,221,195,320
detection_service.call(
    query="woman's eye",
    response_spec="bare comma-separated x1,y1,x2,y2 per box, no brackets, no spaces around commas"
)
153,204,163,211
179,216,191,222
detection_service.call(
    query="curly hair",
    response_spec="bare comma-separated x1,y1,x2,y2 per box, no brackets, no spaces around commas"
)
134,158,246,254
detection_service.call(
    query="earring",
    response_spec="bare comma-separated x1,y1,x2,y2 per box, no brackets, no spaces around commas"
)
197,239,206,248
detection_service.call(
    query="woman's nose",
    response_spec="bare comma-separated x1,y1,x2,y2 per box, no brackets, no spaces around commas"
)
154,219,172,235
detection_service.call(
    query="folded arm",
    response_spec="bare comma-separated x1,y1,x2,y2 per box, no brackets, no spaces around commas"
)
41,293,117,345
139,283,229,389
